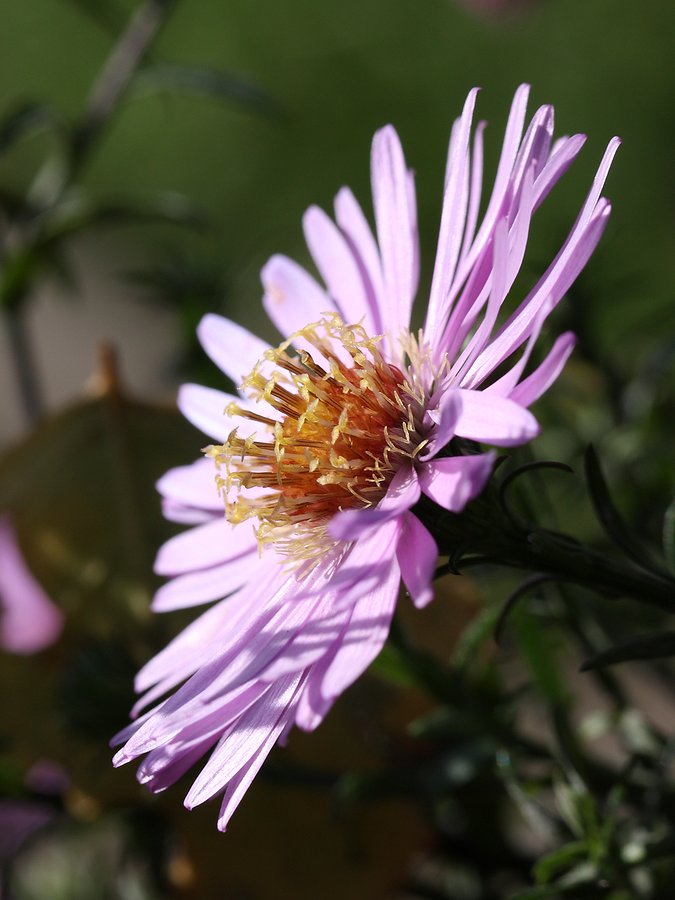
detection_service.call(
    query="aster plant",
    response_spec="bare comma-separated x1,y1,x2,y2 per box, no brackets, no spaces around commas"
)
113,84,675,832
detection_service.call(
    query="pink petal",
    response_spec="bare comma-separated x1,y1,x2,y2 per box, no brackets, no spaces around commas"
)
154,518,257,577
197,314,270,388
448,215,512,383
371,125,418,353
454,389,539,446
157,458,222,511
294,641,343,732
136,562,281,693
453,84,530,289
303,204,378,334
328,465,419,540
177,384,243,443
137,735,218,794
152,553,259,611
0,516,63,654
397,514,438,608
479,295,557,397
262,254,335,339
418,452,495,512
161,499,215,525
458,120,486,269
184,672,303,809
425,88,479,344
320,557,400,699
475,139,619,369
334,186,386,335
258,593,350,681
422,391,462,459
326,519,401,611
533,134,587,210
216,703,297,831
510,332,577,407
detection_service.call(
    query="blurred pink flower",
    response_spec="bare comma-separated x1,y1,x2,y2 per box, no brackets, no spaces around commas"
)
114,85,619,829
0,515,63,654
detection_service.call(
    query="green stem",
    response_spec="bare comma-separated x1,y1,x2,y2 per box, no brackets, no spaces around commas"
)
71,0,176,174
416,492,675,615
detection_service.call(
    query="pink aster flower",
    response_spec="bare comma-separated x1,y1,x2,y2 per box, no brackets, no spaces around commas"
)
0,515,63,654
113,85,619,830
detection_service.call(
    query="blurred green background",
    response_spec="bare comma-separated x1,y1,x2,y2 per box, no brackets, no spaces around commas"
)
2,1,675,898
2,0,675,387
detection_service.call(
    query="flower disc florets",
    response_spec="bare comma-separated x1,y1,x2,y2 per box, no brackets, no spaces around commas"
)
207,314,433,561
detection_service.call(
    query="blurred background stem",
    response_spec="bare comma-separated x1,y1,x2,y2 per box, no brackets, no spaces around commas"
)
68,0,177,182
3,303,44,425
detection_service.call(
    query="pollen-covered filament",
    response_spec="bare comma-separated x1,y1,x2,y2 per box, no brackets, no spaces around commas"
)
207,314,428,560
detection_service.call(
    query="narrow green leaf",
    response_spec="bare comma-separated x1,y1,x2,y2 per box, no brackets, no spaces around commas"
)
369,642,419,689
581,630,675,670
451,602,499,667
134,63,285,119
513,607,568,705
663,497,675,573
0,102,63,153
64,0,127,35
38,192,205,246
533,840,588,884
584,445,666,576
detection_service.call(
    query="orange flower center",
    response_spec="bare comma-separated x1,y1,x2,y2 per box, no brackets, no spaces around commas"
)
207,315,430,560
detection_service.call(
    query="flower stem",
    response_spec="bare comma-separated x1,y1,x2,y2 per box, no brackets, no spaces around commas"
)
416,492,675,614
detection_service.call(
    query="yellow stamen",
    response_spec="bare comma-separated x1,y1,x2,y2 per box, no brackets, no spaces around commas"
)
208,314,435,563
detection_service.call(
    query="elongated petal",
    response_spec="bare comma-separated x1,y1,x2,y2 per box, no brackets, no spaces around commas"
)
157,458,221,511
397,514,438,608
329,466,419,540
262,254,335,339
422,391,461,459
161,499,214,525
334,186,386,334
152,554,260,611
371,125,417,350
418,452,495,511
216,703,298,831
197,314,270,388
178,384,246,443
425,88,479,344
184,673,303,809
303,204,378,334
154,518,257,577
326,518,401,596
454,389,539,445
510,332,577,407
320,558,400,699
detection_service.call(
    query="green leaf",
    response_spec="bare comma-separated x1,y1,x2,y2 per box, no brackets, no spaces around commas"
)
63,0,127,35
581,631,675,670
512,861,600,898
584,445,666,576
513,606,568,706
369,642,419,689
533,841,588,884
663,497,675,573
133,63,285,119
0,102,64,153
38,191,206,245
451,602,499,668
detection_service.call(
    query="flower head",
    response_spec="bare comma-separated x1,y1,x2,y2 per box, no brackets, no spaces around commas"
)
113,85,619,830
